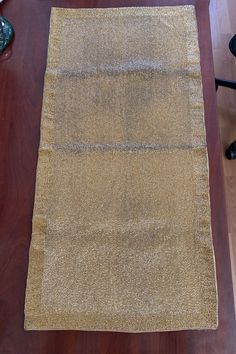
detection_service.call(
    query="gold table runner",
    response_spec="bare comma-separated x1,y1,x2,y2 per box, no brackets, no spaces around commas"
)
24,6,218,332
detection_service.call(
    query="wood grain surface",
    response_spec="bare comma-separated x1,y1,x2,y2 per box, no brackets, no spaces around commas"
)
0,0,235,353
210,0,236,312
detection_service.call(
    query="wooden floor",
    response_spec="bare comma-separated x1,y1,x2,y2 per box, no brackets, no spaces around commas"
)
209,0,236,311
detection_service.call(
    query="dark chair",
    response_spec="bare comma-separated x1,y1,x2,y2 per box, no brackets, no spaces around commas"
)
215,34,236,160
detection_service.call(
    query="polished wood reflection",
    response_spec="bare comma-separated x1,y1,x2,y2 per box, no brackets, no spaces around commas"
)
210,0,236,314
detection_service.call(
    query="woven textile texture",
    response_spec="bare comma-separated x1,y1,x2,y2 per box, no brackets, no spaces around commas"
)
24,6,218,332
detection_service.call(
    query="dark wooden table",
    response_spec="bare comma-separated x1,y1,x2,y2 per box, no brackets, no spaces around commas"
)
0,0,235,353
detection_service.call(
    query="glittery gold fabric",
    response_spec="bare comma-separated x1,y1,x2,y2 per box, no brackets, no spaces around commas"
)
24,6,218,332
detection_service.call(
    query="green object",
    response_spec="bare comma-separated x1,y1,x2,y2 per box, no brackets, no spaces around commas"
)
0,16,14,53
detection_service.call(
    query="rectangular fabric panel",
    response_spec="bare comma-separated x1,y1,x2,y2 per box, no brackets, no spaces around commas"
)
24,6,218,332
